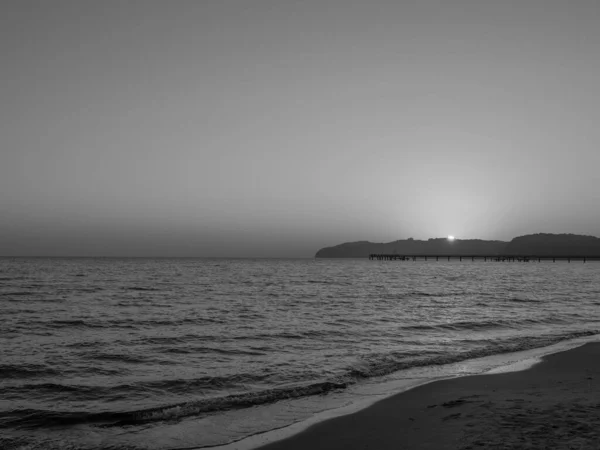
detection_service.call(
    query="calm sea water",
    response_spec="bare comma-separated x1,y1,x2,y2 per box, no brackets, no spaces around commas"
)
1,257,600,449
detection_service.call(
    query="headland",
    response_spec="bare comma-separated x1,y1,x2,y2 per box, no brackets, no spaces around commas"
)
315,233,600,258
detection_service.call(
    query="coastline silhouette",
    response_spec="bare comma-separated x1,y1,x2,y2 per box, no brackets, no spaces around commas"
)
316,233,600,258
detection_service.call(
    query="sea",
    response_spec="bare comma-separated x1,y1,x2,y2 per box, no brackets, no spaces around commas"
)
1,257,600,450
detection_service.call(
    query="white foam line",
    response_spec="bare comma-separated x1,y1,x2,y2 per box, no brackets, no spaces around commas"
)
192,377,445,450
194,333,600,450
483,334,600,374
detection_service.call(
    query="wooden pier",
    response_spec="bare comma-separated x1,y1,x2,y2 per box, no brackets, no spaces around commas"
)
369,254,600,263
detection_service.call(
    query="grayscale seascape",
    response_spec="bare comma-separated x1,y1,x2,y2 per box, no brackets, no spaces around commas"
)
4,1,600,449
2,257,600,449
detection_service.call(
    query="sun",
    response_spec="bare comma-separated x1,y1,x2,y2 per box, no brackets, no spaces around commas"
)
447,235,455,241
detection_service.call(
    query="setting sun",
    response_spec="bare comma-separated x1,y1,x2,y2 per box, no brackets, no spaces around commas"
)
447,235,455,241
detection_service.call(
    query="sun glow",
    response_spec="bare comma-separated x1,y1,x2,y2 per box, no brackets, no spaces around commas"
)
447,235,455,241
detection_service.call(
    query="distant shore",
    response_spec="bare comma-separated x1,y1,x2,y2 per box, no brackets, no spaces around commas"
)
255,343,600,450
315,233,600,258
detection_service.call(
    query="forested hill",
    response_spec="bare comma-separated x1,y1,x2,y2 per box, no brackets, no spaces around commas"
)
314,238,507,258
315,234,600,258
503,233,600,256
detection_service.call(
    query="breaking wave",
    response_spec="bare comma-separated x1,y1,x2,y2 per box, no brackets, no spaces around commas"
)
1,330,597,431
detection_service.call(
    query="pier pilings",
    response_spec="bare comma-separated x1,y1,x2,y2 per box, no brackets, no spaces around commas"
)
368,254,598,263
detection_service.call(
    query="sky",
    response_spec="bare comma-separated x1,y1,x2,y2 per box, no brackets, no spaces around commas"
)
1,0,600,257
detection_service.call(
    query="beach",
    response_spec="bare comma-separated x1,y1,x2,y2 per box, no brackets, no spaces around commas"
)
257,343,600,450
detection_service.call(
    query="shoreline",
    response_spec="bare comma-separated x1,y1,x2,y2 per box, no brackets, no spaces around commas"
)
255,342,600,450
207,336,600,450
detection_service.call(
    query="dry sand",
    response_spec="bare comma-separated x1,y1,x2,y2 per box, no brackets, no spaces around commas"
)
257,342,600,450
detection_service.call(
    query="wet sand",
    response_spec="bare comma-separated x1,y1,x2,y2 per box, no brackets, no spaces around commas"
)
257,342,600,449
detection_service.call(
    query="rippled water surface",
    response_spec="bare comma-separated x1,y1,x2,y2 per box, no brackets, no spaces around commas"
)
1,257,600,449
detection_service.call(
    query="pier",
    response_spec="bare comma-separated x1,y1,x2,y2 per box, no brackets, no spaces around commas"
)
368,254,600,263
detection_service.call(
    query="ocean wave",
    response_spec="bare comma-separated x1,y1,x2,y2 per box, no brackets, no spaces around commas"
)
21,316,221,331
2,330,597,431
0,380,348,430
75,287,105,293
84,352,155,364
130,317,222,326
346,330,598,379
396,290,468,299
0,364,61,379
0,435,142,450
506,296,544,303
0,291,34,296
135,373,266,393
0,383,101,397
48,320,106,329
124,286,162,292
125,334,218,346
159,346,266,356
400,316,569,332
0,372,267,402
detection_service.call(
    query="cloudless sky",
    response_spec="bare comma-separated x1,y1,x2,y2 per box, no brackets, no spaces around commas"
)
1,0,599,257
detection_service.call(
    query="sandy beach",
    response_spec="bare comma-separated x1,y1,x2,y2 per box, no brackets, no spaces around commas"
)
257,343,600,450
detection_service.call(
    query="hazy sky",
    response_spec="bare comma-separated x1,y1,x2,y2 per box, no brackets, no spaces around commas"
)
2,1,600,257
